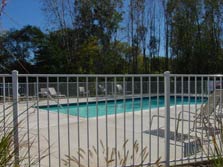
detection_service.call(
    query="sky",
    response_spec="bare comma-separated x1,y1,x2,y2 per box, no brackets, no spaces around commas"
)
0,0,45,31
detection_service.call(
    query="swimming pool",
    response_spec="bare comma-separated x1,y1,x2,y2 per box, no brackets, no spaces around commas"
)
39,96,205,118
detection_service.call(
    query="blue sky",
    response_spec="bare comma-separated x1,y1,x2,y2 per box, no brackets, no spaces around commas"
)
0,0,45,31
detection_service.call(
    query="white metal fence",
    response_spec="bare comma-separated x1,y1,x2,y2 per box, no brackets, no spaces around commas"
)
0,71,223,167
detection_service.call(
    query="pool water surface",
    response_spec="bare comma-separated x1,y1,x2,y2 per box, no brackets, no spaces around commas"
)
39,96,205,118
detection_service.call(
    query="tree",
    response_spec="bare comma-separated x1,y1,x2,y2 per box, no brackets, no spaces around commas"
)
74,0,123,73
0,0,7,16
167,0,223,74
0,26,44,73
34,0,223,74
41,0,124,74
128,0,146,73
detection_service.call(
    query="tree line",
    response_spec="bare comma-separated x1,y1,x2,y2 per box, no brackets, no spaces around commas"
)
0,0,223,74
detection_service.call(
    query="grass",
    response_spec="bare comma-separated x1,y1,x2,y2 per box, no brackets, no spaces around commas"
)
63,139,162,167
0,102,47,166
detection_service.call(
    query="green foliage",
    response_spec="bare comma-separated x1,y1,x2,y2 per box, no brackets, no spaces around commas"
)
0,127,14,166
167,0,223,74
0,26,44,73
2,1,223,74
0,105,43,166
34,30,69,73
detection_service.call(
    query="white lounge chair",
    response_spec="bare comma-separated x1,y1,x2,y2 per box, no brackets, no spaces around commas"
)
176,89,223,135
18,93,35,101
116,84,123,94
98,84,106,94
149,89,223,137
116,84,131,94
39,88,48,97
79,87,90,96
47,87,66,98
39,87,65,98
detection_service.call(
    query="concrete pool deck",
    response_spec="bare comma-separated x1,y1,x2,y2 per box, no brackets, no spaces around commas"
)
0,97,216,167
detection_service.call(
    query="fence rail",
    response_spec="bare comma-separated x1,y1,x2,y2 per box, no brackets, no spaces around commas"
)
0,71,223,167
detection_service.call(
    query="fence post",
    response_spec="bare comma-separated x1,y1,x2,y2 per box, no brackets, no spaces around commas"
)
164,71,170,167
12,70,19,165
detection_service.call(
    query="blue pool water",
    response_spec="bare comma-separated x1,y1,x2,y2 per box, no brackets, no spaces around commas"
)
39,96,205,118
